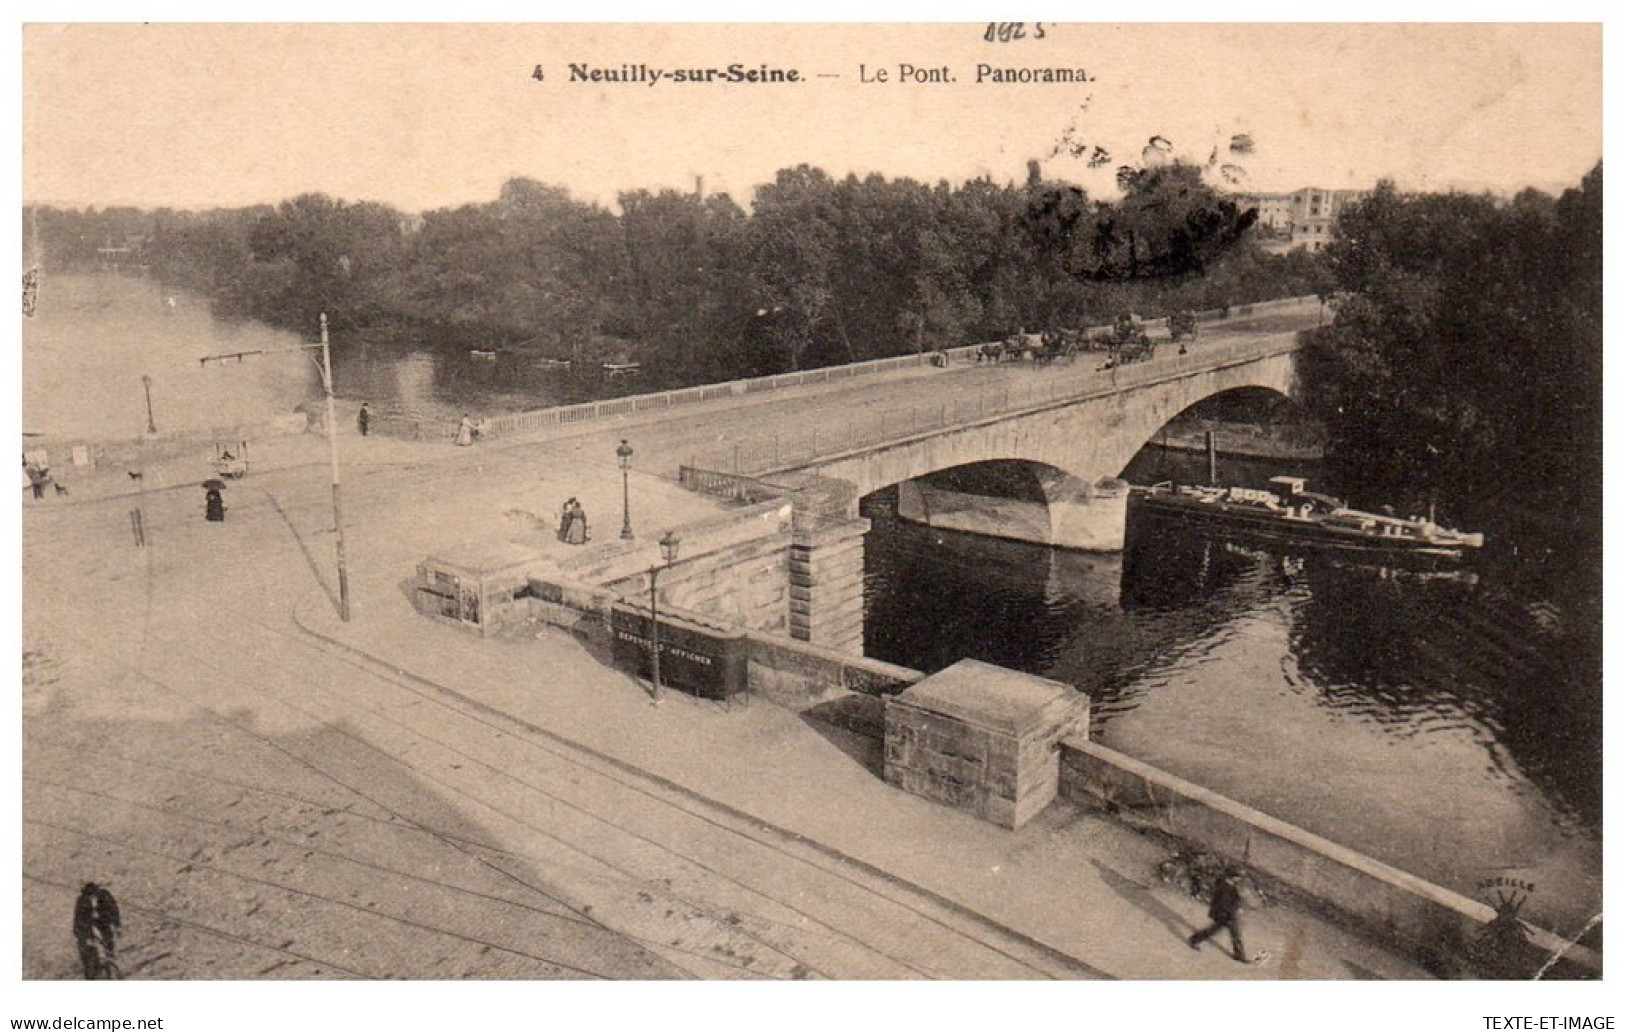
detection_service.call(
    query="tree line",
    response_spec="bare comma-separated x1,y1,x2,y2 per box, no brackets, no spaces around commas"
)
1299,162,1602,533
28,159,1600,541
27,161,1324,389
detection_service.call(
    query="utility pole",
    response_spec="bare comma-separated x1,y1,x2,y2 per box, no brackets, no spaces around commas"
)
199,313,351,621
141,375,157,434
320,314,351,621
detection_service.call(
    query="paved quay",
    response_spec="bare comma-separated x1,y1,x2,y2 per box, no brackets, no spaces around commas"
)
297,586,1433,980
282,396,1430,982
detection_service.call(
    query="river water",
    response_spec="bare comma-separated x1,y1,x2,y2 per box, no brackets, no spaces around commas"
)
23,275,316,439
862,451,1602,943
21,274,591,440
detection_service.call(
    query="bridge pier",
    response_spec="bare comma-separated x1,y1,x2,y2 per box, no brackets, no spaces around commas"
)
1042,475,1131,552
897,471,1130,552
788,517,869,653
773,474,868,653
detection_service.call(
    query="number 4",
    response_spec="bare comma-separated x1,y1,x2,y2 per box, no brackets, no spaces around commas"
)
532,65,545,81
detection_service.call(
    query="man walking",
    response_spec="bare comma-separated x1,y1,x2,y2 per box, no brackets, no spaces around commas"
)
73,882,122,978
357,402,370,437
1188,867,1266,964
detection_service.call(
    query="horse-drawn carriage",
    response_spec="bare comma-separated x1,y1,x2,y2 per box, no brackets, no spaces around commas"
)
1033,330,1082,367
1094,314,1157,368
978,328,1084,367
978,332,1042,364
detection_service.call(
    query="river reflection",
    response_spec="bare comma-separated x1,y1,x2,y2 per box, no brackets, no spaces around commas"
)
861,469,1602,940
23,274,622,440
23,274,316,438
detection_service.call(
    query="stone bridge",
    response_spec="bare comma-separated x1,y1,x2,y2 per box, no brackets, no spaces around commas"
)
680,309,1312,652
786,339,1298,547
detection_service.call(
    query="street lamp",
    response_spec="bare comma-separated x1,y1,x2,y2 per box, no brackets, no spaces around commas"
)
199,312,351,621
617,438,635,540
649,529,681,706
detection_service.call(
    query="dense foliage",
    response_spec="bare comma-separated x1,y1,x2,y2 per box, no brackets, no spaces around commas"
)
27,161,1324,389
1300,165,1602,533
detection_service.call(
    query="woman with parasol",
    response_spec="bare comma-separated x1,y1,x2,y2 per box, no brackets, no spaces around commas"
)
203,479,227,522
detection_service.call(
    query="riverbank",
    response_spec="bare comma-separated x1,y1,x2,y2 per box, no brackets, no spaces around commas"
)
1151,417,1325,463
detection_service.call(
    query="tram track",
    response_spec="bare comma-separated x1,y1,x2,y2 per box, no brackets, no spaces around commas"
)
160,599,1083,978
24,767,598,931
30,580,1088,979
24,871,373,980
54,641,821,980
26,815,620,980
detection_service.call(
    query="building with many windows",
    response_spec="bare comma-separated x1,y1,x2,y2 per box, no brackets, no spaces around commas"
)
1235,186,1372,253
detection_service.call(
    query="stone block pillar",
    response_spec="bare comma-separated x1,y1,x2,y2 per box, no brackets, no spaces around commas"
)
884,659,1088,829
788,517,868,653
778,473,868,654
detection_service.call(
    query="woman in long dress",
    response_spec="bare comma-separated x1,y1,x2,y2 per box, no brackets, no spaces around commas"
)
455,414,475,447
564,501,589,544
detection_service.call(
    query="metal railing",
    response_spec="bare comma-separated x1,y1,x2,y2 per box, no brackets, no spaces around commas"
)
677,466,863,539
677,467,787,505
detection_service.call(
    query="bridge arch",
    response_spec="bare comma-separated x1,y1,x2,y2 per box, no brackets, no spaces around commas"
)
804,348,1301,504
680,329,1306,651
1112,383,1298,480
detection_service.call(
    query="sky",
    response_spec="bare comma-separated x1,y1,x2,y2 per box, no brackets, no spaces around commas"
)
21,22,1604,214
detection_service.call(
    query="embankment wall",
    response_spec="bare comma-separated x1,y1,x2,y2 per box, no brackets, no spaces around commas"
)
1057,738,1600,978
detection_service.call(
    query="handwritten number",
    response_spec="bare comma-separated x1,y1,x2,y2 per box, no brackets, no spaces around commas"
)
532,64,545,82
984,23,1046,43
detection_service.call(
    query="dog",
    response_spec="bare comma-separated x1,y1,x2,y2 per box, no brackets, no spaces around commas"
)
127,471,143,481
53,482,69,496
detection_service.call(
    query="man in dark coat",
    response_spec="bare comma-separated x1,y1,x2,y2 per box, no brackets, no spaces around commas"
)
72,883,98,977
1188,867,1265,963
93,885,121,956
357,403,371,437
73,882,121,978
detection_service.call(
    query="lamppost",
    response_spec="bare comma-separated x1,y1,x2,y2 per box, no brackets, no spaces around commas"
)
617,438,635,540
199,312,351,621
649,529,681,706
141,375,157,434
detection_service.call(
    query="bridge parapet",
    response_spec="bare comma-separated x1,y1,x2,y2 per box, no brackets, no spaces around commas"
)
454,295,1321,446
690,328,1307,479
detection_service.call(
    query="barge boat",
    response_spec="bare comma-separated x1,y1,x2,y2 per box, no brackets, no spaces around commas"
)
1130,476,1484,561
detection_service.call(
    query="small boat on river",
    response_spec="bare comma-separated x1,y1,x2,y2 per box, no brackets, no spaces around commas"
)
1130,475,1484,561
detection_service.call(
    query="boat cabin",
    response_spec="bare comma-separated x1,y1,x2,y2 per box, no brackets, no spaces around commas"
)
1268,476,1308,498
